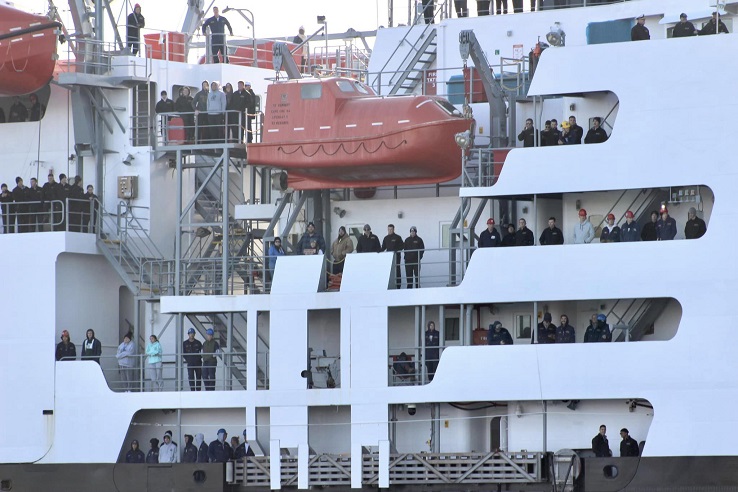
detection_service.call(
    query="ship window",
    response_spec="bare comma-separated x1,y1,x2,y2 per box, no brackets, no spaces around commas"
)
336,80,355,93
301,84,322,100
434,99,462,116
0,84,51,123
353,81,373,95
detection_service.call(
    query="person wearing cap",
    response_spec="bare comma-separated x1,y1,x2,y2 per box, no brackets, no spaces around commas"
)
479,218,501,247
356,224,381,253
631,15,650,41
585,314,611,343
182,434,198,462
640,210,659,241
209,429,229,462
195,433,209,462
699,12,729,35
382,224,405,288
297,222,326,255
592,425,612,457
600,213,621,243
517,118,538,148
146,334,163,391
620,211,640,242
202,328,220,391
202,7,233,63
292,26,308,72
672,13,697,37
235,429,256,459
488,321,513,345
403,226,425,288
267,237,286,282
539,216,563,245
573,209,595,244
330,227,353,276
159,431,179,463
183,327,203,391
515,218,534,246
620,428,639,456
533,312,556,344
684,207,706,239
125,439,145,463
146,438,160,463
556,315,575,343
116,332,136,392
584,117,608,144
56,330,76,361
656,206,677,241
126,4,145,55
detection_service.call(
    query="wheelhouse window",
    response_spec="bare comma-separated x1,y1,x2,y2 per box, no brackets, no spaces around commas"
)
301,84,322,100
336,80,355,93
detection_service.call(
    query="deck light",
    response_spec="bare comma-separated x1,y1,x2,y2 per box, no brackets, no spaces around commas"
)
455,130,471,150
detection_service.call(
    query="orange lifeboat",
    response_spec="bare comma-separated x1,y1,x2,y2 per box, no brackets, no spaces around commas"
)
0,4,60,97
247,77,474,190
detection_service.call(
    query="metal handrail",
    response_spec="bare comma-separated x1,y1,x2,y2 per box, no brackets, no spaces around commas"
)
155,110,257,147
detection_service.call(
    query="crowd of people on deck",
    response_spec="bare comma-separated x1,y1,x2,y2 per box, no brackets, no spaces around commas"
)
0,93,46,123
517,116,608,147
124,428,256,463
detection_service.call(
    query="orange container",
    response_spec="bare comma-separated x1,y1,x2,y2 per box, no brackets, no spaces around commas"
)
144,33,164,60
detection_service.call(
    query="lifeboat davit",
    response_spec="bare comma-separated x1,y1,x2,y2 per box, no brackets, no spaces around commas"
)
247,77,474,190
0,4,60,97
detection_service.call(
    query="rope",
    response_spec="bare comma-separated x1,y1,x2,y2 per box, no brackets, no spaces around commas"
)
277,139,407,158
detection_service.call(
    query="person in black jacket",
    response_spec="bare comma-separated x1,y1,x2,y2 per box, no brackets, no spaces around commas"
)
592,425,612,457
501,224,516,247
202,7,233,63
684,207,707,239
29,93,45,121
0,184,11,234
698,12,729,36
479,218,501,247
566,116,583,144
234,430,256,459
515,218,534,246
533,312,556,344
182,434,198,462
356,224,381,253
621,211,640,242
584,117,608,144
488,321,513,345
183,328,203,391
126,4,145,55
175,87,195,143
155,90,175,115
56,174,70,232
382,224,404,288
209,429,229,462
547,119,561,146
126,440,146,463
224,83,240,142
12,177,29,233
8,97,28,122
81,329,102,364
631,15,650,41
194,81,210,143
640,211,659,241
539,217,563,245
83,185,98,233
517,118,537,147
556,315,575,343
403,226,425,288
146,438,159,463
67,176,85,232
600,214,621,243
620,428,639,457
196,433,209,463
424,321,440,381
42,173,60,231
26,178,42,232
672,13,697,37
55,330,76,361
243,82,256,142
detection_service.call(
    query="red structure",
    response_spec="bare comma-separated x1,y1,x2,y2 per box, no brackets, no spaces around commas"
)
248,77,474,190
0,4,60,97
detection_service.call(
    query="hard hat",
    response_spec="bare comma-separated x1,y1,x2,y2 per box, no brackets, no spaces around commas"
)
486,218,495,225
606,213,615,221
187,328,195,334
625,210,634,218
206,328,214,336
578,209,587,217
597,314,607,322
660,206,669,214
217,428,226,435
561,121,570,129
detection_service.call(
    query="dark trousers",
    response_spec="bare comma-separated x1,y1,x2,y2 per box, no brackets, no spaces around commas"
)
512,0,534,12
183,113,196,142
495,0,507,13
392,254,402,289
421,0,434,23
477,0,491,14
425,358,438,381
202,359,217,391
14,206,28,233
52,202,64,231
332,260,344,276
209,114,225,143
1,206,11,233
28,206,41,232
405,262,420,289
211,40,229,63
227,111,239,142
246,115,254,143
197,113,209,143
454,0,468,16
187,365,202,391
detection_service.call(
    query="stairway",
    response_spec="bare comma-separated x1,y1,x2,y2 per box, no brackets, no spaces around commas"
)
131,82,152,147
607,298,670,342
388,28,437,95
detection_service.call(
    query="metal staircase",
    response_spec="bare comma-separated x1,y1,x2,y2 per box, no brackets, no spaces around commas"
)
388,28,437,95
606,298,671,342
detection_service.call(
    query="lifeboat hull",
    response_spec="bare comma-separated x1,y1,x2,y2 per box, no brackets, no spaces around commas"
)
0,5,59,97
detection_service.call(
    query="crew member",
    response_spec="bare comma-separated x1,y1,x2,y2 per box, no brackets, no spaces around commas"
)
631,15,650,41
592,425,612,457
620,211,640,242
584,117,608,144
684,207,706,239
356,223,381,253
488,321,513,345
126,4,145,55
672,13,697,37
183,328,203,391
655,206,677,240
381,224,404,288
620,428,640,457
479,218,501,247
539,217,563,245
404,226,425,288
202,7,233,63
600,213,621,243
515,218,534,246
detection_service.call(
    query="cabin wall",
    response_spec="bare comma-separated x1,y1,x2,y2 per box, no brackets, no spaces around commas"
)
308,406,351,454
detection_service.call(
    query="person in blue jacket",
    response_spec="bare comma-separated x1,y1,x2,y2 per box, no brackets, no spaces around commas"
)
196,433,209,463
209,429,229,462
145,438,159,463
533,312,556,344
267,237,285,283
125,439,145,463
479,218,501,247
555,315,576,343
620,211,640,242
202,7,233,63
656,206,677,240
584,314,612,343
488,321,513,345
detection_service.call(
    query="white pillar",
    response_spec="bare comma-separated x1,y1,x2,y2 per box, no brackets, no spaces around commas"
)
298,442,309,489
270,439,281,490
350,442,363,489
379,439,390,489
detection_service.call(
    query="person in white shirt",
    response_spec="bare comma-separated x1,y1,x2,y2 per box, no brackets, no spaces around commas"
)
158,431,179,463
573,208,594,244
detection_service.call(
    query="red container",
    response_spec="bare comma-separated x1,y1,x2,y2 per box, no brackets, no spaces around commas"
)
167,117,185,145
144,33,164,60
145,32,186,61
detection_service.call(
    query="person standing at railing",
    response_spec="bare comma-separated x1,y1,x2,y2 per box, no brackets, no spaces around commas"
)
0,184,11,233
207,81,227,143
224,83,240,143
126,4,145,56
9,96,28,122
42,173,60,232
477,0,491,15
176,87,196,144
202,7,233,64
159,431,179,463
573,209,594,244
424,321,440,381
233,81,249,143
125,440,145,463
267,237,285,283
116,332,136,392
146,334,163,391
330,227,353,276
539,217,563,246
183,328,203,391
11,177,29,233
454,0,469,17
382,224,404,289
196,433,209,463
28,93,45,122
182,434,198,462
243,82,256,143
515,218,534,246
421,0,435,24
55,330,76,361
194,81,210,144
26,178,42,232
403,226,425,289
600,214,621,243
67,176,85,232
488,321,513,345
57,174,70,232
292,27,308,72
479,218,501,247
202,328,220,391
83,185,98,233
234,429,256,458
356,224,381,253
146,438,160,463
81,329,102,364
297,222,326,255
209,429,229,462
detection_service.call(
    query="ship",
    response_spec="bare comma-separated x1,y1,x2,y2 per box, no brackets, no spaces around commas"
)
0,0,733,491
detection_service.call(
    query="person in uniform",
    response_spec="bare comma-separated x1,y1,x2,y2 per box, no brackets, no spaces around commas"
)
11,177,29,233
672,13,697,37
202,329,220,391
548,118,561,146
55,330,76,361
208,429,229,462
620,210,640,242
146,438,160,463
698,12,729,35
244,82,256,143
234,429,256,459
403,226,425,288
684,207,706,239
67,176,85,232
183,328,203,391
477,0,490,15
501,223,516,246
42,173,61,231
488,321,513,345
515,218,534,246
83,185,98,233
620,428,640,457
0,184,11,234
479,218,501,247
424,321,440,381
382,224,404,288
194,81,210,143
600,213,621,243
556,315,575,343
533,312,556,344
196,433,209,463
592,425,612,457
584,117,609,144
202,7,233,63
126,440,146,463
175,87,195,143
574,208,595,244
655,206,677,240
421,0,435,23
454,0,468,17
155,91,175,116
566,116,583,144
182,434,198,462
26,177,42,232
540,121,553,146
585,314,611,342
539,217,563,245
8,97,28,122
631,15,650,41
126,4,145,55
356,223,381,253
517,118,537,147
640,211,659,241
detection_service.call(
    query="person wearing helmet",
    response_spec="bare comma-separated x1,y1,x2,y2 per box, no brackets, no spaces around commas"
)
573,209,595,244
684,207,707,239
656,206,677,240
641,210,659,241
487,321,513,345
479,218,501,247
208,429,229,462
600,213,621,243
533,312,556,344
56,330,76,361
620,211,640,242
202,328,220,391
584,314,611,343
183,327,203,391
539,216,563,245
515,218,534,246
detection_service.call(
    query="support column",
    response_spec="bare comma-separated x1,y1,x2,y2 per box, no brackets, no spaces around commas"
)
298,442,309,489
221,148,230,293
378,440,390,488
270,439,281,490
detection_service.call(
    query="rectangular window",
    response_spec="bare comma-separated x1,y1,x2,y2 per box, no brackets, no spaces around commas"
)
514,313,531,340
301,84,322,100
444,316,460,341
